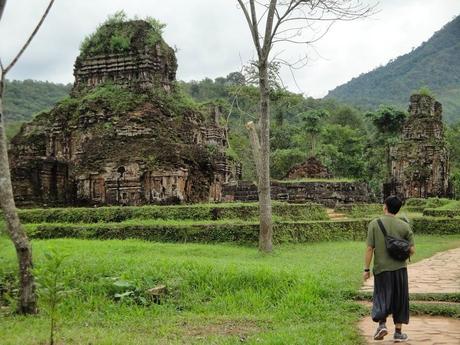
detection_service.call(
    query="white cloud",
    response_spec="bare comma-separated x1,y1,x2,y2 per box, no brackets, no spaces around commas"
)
0,0,459,96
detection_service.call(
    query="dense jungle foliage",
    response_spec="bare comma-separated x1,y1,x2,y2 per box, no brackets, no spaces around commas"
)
180,74,460,196
3,79,71,139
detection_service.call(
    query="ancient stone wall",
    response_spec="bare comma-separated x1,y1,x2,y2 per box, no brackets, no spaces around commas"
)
384,94,452,199
223,181,372,207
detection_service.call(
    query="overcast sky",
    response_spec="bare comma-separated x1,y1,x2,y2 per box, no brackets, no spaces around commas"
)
0,0,459,98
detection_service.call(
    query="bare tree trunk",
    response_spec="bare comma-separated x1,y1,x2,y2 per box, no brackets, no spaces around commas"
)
246,121,262,175
257,61,273,252
0,0,55,314
0,72,37,314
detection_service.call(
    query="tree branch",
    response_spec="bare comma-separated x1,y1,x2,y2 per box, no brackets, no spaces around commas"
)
261,0,278,60
4,0,55,75
237,0,262,56
0,0,7,22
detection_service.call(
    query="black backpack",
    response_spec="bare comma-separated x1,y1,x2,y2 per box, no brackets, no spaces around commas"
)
377,219,411,261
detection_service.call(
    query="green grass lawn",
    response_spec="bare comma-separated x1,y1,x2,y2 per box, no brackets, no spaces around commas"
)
1,235,460,345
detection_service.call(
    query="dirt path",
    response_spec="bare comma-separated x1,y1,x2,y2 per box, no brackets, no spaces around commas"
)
359,247,460,344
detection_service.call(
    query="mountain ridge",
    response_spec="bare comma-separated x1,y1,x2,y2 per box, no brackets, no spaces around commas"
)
326,15,460,123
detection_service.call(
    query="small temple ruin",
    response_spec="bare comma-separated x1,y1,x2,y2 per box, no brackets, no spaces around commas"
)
286,156,332,180
9,20,240,206
384,94,452,199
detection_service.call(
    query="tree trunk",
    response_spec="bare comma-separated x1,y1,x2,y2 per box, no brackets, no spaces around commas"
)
257,61,273,252
0,72,37,314
246,121,262,175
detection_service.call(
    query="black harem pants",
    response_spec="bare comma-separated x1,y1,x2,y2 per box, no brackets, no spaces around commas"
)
372,267,409,324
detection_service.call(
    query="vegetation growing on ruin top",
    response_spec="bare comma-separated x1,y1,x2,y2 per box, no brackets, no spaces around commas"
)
79,11,168,57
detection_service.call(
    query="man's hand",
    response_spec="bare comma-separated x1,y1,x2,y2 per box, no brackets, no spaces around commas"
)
363,271,371,281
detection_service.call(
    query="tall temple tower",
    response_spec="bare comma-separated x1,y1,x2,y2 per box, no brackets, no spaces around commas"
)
9,19,240,206
384,94,451,199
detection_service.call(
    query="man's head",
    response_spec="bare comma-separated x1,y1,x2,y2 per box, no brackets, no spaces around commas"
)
384,196,403,215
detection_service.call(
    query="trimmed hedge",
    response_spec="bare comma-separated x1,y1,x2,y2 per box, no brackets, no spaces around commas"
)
26,219,369,244
24,216,460,244
10,202,328,224
404,198,453,213
423,208,460,218
412,217,460,235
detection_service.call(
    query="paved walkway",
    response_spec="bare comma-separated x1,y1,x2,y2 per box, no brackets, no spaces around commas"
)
359,247,460,344
359,316,460,344
361,247,460,294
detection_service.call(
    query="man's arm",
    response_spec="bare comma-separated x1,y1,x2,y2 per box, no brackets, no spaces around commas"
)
410,246,415,256
363,245,374,281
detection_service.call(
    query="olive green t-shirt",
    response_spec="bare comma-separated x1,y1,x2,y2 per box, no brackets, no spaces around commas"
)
366,215,415,275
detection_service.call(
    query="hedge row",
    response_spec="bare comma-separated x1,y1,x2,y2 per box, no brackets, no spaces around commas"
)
11,202,328,224
423,208,460,218
412,217,460,235
26,219,369,244
405,198,452,209
24,216,460,243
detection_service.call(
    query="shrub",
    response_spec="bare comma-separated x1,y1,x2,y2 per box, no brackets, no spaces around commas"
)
24,216,460,244
423,209,460,218
412,217,460,235
25,219,369,244
14,203,328,224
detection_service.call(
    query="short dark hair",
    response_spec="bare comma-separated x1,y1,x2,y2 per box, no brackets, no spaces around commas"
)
384,196,403,214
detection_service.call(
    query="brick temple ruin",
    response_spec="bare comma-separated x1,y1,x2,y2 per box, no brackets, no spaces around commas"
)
384,94,452,199
286,156,332,180
9,20,240,206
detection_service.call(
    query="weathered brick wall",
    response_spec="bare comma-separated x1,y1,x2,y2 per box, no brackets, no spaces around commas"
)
222,181,372,207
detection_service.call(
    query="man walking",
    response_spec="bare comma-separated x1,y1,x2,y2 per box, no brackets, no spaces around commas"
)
363,196,415,342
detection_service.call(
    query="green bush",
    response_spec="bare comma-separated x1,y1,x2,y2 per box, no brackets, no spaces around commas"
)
24,216,460,244
405,198,427,207
412,217,460,235
423,209,460,217
13,203,328,224
405,198,452,209
25,219,369,244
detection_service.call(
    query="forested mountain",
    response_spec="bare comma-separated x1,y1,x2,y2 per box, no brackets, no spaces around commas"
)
326,15,460,123
4,79,71,122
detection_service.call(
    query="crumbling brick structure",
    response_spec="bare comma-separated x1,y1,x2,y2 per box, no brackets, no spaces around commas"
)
384,94,452,199
286,156,332,180
9,19,240,206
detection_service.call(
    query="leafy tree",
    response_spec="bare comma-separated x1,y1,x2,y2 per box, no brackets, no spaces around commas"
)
366,105,407,135
318,124,365,178
301,109,328,156
366,105,407,180
271,148,307,179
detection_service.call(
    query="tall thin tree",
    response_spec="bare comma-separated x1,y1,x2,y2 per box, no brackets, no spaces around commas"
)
0,0,56,314
236,0,374,252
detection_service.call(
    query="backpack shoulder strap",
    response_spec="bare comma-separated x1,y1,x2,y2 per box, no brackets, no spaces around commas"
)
377,218,388,237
